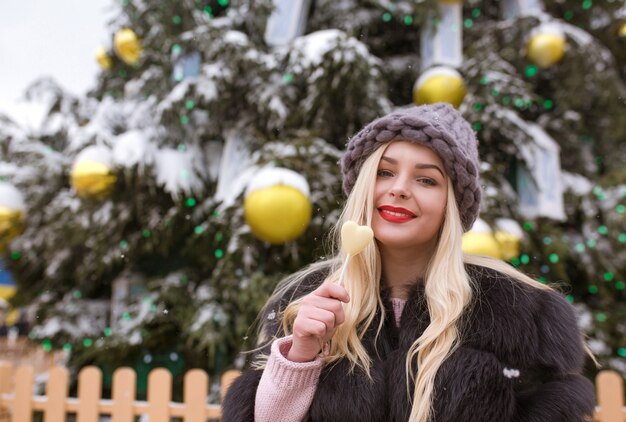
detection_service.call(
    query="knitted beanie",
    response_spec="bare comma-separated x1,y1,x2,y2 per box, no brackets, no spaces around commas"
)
341,103,481,232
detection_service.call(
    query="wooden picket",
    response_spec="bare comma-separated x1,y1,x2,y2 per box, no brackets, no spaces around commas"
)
0,361,624,421
596,370,625,422
111,367,135,422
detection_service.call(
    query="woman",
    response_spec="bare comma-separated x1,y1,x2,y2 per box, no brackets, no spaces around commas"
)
222,103,595,421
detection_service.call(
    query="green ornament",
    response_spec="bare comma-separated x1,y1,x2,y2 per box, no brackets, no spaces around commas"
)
525,65,538,77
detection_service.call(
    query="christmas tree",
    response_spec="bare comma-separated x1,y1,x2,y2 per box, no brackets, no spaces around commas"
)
1,0,624,394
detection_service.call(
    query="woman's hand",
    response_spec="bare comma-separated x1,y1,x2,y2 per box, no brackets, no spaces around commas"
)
287,282,350,362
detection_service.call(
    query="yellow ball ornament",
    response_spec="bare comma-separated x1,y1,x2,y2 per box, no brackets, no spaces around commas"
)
492,218,522,261
413,66,467,109
526,29,566,68
71,146,117,199
462,231,502,259
96,47,113,70
0,182,26,251
462,219,523,261
244,168,312,244
114,28,142,65
494,232,521,261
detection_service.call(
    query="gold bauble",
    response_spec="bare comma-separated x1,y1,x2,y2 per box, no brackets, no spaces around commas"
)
244,185,312,244
0,207,25,251
527,32,566,68
114,28,142,65
0,285,16,302
71,160,117,199
494,231,521,261
5,308,19,325
96,47,113,70
413,68,466,108
461,231,502,259
619,23,626,39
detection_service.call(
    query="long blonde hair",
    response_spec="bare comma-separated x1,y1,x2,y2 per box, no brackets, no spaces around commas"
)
254,141,560,421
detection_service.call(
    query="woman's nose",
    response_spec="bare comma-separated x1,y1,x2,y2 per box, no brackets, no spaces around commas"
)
389,177,410,199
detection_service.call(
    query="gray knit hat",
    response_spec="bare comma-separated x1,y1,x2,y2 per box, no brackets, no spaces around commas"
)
341,103,481,232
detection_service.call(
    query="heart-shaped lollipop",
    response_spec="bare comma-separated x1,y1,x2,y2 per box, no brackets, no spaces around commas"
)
338,221,374,285
341,221,374,256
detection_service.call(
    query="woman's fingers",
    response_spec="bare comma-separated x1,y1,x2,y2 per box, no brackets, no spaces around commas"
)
313,282,350,303
295,307,339,335
301,295,345,318
287,281,351,362
295,317,329,338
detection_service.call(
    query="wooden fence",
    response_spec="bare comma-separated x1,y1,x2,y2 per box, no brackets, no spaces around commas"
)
0,361,624,421
0,361,240,421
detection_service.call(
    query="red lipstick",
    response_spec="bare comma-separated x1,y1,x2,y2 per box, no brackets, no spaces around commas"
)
378,205,416,223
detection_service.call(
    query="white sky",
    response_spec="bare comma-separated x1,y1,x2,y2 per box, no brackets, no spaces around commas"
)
0,0,112,115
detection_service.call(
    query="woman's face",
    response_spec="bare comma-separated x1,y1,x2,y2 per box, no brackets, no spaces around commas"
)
371,141,448,253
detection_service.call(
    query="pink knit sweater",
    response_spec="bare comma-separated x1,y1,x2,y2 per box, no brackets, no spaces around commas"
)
254,298,406,422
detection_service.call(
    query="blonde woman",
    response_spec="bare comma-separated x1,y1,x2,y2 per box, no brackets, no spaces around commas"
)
222,103,595,421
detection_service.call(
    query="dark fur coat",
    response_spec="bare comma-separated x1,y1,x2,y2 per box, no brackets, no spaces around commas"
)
222,264,595,421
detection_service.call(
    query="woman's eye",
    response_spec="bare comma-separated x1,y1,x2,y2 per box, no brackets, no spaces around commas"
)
377,169,393,177
417,178,436,186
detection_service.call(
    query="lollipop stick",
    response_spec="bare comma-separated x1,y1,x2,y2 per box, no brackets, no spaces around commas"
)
338,254,351,286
